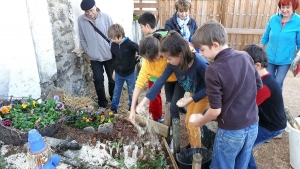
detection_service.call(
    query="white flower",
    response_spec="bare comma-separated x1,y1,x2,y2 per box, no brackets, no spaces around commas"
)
37,98,43,104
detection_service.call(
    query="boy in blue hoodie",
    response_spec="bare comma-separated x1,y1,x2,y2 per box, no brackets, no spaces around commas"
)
108,24,139,113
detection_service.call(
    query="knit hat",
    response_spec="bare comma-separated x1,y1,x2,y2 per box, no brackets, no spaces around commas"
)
81,0,95,10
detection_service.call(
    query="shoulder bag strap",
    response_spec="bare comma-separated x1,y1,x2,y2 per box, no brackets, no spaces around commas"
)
88,21,111,44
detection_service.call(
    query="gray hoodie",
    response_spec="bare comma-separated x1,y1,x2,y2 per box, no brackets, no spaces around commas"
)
78,11,113,61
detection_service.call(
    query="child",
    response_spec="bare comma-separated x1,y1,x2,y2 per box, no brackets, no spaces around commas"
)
135,30,209,148
108,24,139,113
243,44,287,169
131,11,185,122
165,0,198,42
129,33,185,122
190,20,262,168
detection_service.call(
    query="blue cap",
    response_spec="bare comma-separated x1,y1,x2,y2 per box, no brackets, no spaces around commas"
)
28,129,46,153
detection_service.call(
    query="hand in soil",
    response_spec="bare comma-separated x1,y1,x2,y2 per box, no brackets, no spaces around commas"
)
128,110,136,125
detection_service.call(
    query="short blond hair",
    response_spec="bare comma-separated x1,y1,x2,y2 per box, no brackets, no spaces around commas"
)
108,24,125,39
175,0,191,11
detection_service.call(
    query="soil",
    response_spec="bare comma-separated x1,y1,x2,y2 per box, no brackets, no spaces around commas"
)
54,118,139,145
53,71,300,169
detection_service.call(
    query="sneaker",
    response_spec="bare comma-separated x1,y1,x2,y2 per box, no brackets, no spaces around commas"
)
179,107,187,114
157,116,164,123
169,139,174,153
110,108,118,114
185,143,191,149
99,107,107,113
274,133,282,139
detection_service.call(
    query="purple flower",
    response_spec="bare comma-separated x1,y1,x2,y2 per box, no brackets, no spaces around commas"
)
53,95,60,102
55,103,63,110
2,119,12,126
10,102,14,108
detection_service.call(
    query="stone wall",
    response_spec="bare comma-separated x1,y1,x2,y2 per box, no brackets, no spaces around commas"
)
46,0,95,99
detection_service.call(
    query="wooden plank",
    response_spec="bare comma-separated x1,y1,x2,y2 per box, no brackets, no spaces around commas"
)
127,112,169,137
226,28,265,35
220,0,228,25
134,10,158,16
163,137,179,169
134,3,158,8
234,0,245,50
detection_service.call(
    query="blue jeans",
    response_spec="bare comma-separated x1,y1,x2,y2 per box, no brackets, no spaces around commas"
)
267,63,290,89
210,122,258,169
111,72,135,110
248,126,284,169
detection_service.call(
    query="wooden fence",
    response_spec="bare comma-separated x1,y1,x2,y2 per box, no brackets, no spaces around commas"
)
134,0,300,50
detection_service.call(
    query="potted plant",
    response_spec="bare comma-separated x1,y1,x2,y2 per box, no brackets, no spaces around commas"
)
0,96,63,146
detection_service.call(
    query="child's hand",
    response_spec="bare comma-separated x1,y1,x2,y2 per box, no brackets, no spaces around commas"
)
136,55,142,61
189,114,204,127
129,109,136,125
112,71,115,81
176,97,193,107
135,97,149,114
136,104,146,114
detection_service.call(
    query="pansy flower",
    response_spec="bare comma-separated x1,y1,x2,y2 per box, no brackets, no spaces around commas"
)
0,106,9,114
32,101,37,107
22,104,27,109
7,105,12,110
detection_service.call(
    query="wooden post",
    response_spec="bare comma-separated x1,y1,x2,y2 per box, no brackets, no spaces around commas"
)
126,112,169,137
285,108,300,130
172,118,180,155
163,102,171,127
162,137,179,169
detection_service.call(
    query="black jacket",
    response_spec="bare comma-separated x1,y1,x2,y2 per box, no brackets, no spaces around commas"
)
111,38,139,76
165,12,198,42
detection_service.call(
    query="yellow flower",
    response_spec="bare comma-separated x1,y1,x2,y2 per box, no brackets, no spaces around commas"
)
22,104,27,109
82,116,86,120
109,111,114,116
0,106,9,114
86,119,90,122
7,105,12,110
108,119,111,123
100,115,105,119
36,117,42,122
32,101,37,107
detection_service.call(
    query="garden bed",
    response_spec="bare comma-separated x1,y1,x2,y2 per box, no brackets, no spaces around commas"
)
53,114,176,168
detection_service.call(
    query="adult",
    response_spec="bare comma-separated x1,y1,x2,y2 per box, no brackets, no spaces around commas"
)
78,0,115,110
259,0,300,89
164,0,198,42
